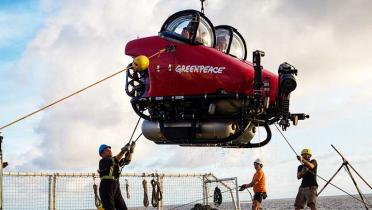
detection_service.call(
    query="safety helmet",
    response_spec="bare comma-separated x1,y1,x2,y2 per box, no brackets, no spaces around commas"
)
132,55,149,72
98,144,111,155
254,158,263,165
301,148,312,156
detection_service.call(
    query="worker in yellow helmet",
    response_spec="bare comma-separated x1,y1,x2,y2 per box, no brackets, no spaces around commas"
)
295,148,318,210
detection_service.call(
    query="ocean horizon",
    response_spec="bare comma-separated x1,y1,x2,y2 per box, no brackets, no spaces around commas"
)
238,194,372,210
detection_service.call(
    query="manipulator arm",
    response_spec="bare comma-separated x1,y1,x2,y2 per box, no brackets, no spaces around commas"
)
277,63,309,130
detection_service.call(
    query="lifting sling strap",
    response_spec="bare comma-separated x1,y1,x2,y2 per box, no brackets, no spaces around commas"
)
125,179,130,199
151,178,163,207
92,175,105,210
143,179,150,207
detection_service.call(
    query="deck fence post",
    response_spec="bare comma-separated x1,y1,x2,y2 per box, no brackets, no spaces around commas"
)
0,135,3,210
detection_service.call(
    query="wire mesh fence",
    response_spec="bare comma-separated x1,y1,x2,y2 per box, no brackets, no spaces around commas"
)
1,172,239,210
204,176,240,210
162,175,204,209
3,173,51,210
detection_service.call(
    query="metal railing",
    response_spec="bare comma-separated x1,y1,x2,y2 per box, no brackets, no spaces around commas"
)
0,172,239,210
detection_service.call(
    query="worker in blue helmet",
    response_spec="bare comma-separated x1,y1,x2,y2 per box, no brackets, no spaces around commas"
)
97,142,135,210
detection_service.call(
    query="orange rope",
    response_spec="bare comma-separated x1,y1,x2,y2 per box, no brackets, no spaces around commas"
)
148,49,166,59
0,48,167,131
0,68,127,130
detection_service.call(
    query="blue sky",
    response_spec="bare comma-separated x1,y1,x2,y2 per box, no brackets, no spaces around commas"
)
1,1,47,61
0,0,56,165
0,0,371,200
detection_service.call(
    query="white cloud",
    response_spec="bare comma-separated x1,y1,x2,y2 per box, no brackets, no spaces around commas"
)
3,0,372,198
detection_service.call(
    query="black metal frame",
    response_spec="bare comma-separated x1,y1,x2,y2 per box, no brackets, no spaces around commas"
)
318,145,372,209
130,92,279,121
125,64,148,98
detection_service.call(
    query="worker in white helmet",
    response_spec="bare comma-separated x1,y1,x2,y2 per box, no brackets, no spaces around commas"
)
239,158,267,210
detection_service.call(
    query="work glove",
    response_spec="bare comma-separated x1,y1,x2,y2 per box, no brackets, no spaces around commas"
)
238,184,248,191
297,155,303,162
130,142,136,153
121,143,130,153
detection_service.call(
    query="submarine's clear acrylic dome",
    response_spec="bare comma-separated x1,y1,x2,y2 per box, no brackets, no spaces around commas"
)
160,10,216,47
215,25,247,60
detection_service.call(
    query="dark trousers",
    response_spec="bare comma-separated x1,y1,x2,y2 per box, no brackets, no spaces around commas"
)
253,192,267,203
99,180,127,210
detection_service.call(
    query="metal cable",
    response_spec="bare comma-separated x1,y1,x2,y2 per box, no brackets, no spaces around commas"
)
128,117,141,144
247,189,253,202
118,133,143,175
133,133,143,143
274,124,299,156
